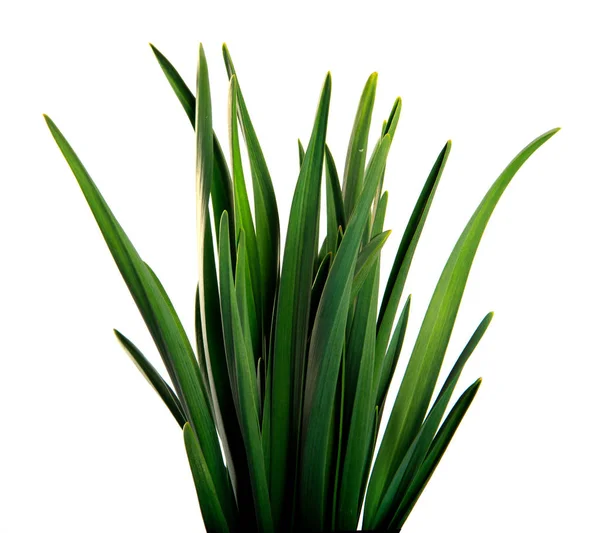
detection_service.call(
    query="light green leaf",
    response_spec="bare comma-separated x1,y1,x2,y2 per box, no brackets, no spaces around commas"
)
342,73,378,218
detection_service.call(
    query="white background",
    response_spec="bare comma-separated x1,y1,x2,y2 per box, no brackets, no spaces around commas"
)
1,1,598,531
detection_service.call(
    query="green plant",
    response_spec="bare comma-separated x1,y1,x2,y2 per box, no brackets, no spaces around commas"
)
45,43,558,532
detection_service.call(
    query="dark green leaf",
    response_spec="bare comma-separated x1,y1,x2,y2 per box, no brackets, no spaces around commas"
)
269,73,331,529
44,112,237,524
393,379,482,529
325,145,346,256
114,329,186,428
219,213,274,533
223,44,280,341
366,128,559,521
183,423,232,533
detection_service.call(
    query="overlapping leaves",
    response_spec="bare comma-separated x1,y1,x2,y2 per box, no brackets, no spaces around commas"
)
47,42,558,533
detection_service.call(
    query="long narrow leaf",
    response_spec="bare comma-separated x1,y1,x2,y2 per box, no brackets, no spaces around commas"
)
370,313,492,529
342,73,378,218
150,44,235,249
366,128,559,521
44,114,237,525
393,379,482,529
114,329,186,428
375,141,451,384
325,145,346,255
223,44,280,340
183,423,231,533
269,73,331,529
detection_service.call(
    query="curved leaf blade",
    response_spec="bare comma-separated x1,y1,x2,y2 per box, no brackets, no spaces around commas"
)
366,128,559,521
114,329,187,428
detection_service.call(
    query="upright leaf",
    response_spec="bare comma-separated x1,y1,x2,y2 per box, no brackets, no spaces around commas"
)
375,141,452,385
269,73,331,529
223,44,280,340
342,73,378,218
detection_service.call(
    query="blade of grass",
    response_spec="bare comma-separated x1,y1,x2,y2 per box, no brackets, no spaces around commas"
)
183,423,231,533
365,128,559,522
393,379,482,530
114,329,186,428
375,141,451,386
269,73,331,529
375,295,411,409
229,74,262,355
223,44,280,341
149,44,236,255
342,73,378,218
325,145,346,256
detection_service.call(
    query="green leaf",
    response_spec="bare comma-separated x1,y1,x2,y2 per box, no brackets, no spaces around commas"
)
342,73,378,218
365,128,559,522
44,113,237,525
393,379,482,530
351,229,391,301
298,134,392,531
325,145,346,256
370,313,492,529
229,74,262,353
336,263,378,530
375,141,451,387
269,72,331,529
150,43,195,124
222,44,280,341
114,329,186,428
375,295,411,409
150,43,235,248
219,213,274,533
369,375,464,530
310,252,333,331
183,423,231,533
298,139,305,168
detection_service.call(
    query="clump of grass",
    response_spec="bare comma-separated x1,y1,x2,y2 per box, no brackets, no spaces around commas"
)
45,43,558,532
